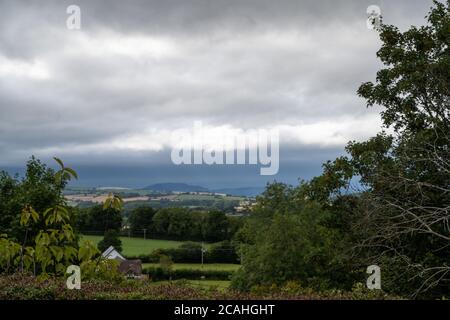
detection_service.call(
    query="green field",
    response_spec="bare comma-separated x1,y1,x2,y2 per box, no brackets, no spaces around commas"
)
142,263,240,272
149,279,231,291
80,235,217,256
80,235,187,256
184,280,231,291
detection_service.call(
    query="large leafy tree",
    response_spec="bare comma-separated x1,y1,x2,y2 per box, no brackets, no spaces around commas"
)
232,183,356,291
0,158,125,281
0,157,73,243
81,205,123,233
312,0,450,297
128,206,157,235
233,1,449,298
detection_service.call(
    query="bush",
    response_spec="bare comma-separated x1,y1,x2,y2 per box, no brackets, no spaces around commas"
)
98,229,122,253
142,267,232,281
207,241,239,264
126,242,239,264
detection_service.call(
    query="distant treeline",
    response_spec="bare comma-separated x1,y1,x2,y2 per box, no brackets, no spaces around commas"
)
74,205,243,242
75,197,241,213
128,241,240,264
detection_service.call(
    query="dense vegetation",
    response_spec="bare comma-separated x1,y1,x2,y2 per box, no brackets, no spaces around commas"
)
232,1,450,299
0,274,398,300
75,204,242,243
0,158,121,280
128,241,239,264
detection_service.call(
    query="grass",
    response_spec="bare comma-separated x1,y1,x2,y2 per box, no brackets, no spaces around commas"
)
80,235,186,256
185,280,231,291
80,235,218,256
142,263,241,272
149,279,231,291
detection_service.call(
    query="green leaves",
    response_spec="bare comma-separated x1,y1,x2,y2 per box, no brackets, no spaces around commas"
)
20,205,39,226
0,236,21,271
103,193,124,212
53,157,78,186
78,240,99,262
43,205,69,226
0,157,112,278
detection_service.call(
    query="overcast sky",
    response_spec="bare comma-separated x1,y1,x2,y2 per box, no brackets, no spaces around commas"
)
0,0,438,188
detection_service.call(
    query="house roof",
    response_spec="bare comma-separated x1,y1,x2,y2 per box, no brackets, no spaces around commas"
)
101,246,125,260
118,259,142,275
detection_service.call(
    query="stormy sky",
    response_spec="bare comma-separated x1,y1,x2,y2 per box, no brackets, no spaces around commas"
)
0,0,438,189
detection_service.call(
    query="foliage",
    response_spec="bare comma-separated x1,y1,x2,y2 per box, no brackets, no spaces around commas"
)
77,205,123,233
232,201,354,291
232,1,450,299
0,157,64,243
128,206,157,235
0,274,403,300
150,207,238,242
158,254,173,272
142,266,233,281
97,229,123,253
0,158,122,282
352,0,450,298
81,205,240,243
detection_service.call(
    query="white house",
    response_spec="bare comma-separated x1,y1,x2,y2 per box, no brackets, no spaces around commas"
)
101,246,144,279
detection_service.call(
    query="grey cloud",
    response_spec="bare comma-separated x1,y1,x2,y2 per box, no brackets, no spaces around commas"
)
0,0,439,187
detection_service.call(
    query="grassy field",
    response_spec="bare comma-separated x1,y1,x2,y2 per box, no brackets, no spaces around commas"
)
147,279,231,291
142,263,241,272
80,235,218,256
187,280,231,291
80,235,187,256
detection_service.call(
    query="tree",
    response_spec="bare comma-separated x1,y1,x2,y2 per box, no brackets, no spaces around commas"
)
0,157,63,243
232,182,356,291
202,210,230,242
83,205,122,233
352,0,450,298
232,1,449,298
98,229,122,253
128,206,157,235
0,158,101,276
292,0,450,298
232,202,350,291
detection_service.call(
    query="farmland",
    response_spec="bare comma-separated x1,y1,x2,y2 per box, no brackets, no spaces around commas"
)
81,235,217,255
64,186,251,212
80,235,187,256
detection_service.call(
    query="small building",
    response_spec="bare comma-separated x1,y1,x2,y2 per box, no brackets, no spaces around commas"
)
118,259,143,279
101,246,144,279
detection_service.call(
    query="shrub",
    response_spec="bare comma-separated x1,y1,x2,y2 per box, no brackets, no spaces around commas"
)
127,242,239,264
98,229,122,253
142,267,232,281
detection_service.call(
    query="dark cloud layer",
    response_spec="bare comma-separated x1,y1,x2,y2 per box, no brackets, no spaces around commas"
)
0,0,438,187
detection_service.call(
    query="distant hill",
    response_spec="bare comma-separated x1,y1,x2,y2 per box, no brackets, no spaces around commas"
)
142,183,209,193
142,183,264,197
212,187,264,197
